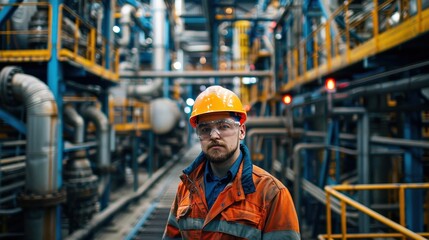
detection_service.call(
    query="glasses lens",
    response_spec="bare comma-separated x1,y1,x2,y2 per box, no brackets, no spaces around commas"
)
196,119,239,139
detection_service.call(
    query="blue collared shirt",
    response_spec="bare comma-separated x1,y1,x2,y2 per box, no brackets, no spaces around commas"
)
204,152,242,210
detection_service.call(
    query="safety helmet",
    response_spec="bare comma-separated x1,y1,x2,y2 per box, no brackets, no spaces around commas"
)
189,85,247,128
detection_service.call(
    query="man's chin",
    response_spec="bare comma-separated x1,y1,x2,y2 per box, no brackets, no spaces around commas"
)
206,153,228,164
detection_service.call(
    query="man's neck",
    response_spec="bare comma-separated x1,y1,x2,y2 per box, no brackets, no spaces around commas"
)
210,150,240,178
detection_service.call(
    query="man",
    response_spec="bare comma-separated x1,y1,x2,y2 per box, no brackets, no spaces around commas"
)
163,85,300,239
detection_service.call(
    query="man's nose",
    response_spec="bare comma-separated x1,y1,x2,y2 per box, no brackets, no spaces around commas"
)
209,128,221,138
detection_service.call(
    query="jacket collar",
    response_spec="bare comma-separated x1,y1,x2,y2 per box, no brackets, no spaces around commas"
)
182,144,256,195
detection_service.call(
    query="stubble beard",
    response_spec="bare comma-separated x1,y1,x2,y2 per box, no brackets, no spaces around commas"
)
205,141,239,165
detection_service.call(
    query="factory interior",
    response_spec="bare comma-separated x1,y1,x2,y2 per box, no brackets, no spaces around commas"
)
1,0,429,239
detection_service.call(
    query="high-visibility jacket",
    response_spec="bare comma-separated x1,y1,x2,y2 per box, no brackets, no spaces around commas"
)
163,144,300,240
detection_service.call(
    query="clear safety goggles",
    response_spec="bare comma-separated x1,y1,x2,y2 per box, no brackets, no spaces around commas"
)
196,119,240,140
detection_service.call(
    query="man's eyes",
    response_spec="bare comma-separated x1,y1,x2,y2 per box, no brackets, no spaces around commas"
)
218,124,231,129
200,127,211,133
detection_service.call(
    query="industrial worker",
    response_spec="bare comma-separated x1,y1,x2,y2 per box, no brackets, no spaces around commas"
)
163,85,300,240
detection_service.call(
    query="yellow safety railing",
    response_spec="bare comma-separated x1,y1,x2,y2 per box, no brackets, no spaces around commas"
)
0,2,118,81
320,183,429,240
282,0,429,92
58,4,119,81
0,2,52,61
109,98,151,132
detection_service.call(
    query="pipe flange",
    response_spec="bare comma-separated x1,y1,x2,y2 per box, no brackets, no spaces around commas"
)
18,189,67,208
94,165,117,174
0,66,23,106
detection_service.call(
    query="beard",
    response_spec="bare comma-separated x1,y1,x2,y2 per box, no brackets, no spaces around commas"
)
205,141,239,165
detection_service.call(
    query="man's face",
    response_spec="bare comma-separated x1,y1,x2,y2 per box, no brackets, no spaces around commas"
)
196,114,245,165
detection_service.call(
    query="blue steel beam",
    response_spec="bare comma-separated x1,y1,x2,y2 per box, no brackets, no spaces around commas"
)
48,0,64,237
403,108,424,232
0,0,24,26
0,108,26,134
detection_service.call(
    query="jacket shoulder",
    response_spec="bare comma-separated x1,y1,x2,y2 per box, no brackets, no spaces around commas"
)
248,165,292,208
251,165,286,191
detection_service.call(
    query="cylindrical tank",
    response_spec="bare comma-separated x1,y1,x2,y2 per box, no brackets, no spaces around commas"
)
150,98,181,134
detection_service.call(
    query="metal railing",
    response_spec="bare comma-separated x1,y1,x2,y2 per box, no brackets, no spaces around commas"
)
109,98,151,132
320,183,429,239
282,0,429,92
0,2,118,81
0,2,52,61
58,4,119,81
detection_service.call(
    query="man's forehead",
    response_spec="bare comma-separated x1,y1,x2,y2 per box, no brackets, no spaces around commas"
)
198,112,234,124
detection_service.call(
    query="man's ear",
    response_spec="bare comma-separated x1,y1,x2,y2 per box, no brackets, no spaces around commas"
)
239,124,246,140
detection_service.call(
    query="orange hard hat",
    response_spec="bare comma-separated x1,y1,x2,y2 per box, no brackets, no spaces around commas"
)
189,85,247,128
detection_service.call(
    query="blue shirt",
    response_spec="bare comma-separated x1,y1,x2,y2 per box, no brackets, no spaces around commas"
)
204,152,242,209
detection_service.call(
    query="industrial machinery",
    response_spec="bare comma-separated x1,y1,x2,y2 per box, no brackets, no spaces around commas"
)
0,0,428,239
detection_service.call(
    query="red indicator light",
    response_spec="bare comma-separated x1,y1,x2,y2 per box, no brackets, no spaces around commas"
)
325,78,336,92
282,94,292,105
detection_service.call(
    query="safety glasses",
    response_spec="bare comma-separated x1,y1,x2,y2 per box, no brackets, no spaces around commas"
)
196,119,240,140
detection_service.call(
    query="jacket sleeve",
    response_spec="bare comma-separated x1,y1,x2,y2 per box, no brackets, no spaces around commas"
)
162,192,183,240
262,188,300,240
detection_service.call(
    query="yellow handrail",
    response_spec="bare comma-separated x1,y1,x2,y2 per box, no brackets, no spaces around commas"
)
282,0,429,92
110,98,151,132
0,2,52,61
321,183,429,240
58,4,119,81
0,2,118,81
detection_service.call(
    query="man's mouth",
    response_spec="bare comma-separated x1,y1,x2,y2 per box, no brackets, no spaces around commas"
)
209,144,224,150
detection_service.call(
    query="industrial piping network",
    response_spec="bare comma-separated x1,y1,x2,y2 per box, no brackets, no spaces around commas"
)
0,66,64,240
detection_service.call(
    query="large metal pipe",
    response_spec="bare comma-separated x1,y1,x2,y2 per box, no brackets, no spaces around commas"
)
0,66,59,240
64,104,85,144
80,105,110,197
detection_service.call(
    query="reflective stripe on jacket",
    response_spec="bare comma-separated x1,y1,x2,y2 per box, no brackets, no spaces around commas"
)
163,144,300,240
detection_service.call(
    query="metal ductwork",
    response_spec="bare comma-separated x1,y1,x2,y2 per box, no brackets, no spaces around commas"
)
80,105,111,204
126,0,165,99
63,104,99,233
0,66,63,240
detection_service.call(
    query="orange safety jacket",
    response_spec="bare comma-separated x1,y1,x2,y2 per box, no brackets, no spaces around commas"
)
163,144,300,240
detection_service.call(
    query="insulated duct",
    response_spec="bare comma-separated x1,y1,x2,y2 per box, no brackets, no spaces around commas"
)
126,0,165,99
80,105,110,199
0,66,62,240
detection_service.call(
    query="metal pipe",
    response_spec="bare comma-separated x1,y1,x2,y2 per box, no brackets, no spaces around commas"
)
127,0,165,99
331,106,370,233
118,4,134,47
0,66,59,240
371,135,429,149
120,70,273,79
80,105,110,197
292,143,326,222
64,104,84,144
245,117,287,128
246,127,288,147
